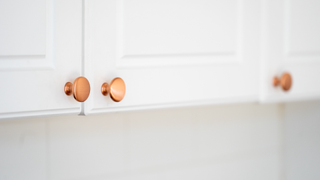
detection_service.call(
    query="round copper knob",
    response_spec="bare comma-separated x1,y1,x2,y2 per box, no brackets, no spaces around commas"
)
101,77,126,102
64,77,91,102
273,72,292,91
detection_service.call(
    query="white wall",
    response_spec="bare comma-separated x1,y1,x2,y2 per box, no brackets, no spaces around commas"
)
1,102,316,180
284,101,320,180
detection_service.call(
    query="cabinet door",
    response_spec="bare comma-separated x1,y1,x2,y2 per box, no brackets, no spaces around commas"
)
85,0,260,114
260,0,320,102
0,0,83,119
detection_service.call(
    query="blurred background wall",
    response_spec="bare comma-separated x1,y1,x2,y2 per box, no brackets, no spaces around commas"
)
0,101,319,180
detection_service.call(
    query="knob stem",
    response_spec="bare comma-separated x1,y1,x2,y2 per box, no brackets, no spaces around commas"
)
273,77,280,87
64,82,73,96
101,83,110,96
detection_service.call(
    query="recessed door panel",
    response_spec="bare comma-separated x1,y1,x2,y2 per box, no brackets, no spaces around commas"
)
0,0,53,69
116,0,240,67
284,0,320,57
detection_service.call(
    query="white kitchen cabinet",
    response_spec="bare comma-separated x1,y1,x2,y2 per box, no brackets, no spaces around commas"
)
260,0,320,102
2,0,320,119
84,0,261,114
0,0,84,119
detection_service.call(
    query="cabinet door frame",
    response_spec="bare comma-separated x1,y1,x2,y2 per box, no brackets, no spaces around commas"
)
83,0,261,115
0,0,84,120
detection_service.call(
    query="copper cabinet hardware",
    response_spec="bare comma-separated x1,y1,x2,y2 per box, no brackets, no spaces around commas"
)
101,77,126,102
273,72,292,91
64,77,91,102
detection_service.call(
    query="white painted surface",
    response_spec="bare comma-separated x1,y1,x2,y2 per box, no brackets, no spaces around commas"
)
1,0,320,119
0,103,284,180
0,0,45,56
260,0,320,102
85,0,260,114
0,0,83,119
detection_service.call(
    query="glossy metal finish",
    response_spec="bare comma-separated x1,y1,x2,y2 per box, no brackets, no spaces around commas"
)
273,72,292,91
64,77,91,102
101,77,126,102
64,82,73,96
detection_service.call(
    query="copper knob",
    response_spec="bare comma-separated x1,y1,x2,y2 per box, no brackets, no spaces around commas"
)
64,77,91,102
101,77,126,102
273,72,292,91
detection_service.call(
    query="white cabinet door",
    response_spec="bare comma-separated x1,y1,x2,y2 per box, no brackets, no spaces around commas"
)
260,0,320,102
0,0,83,119
85,0,260,114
